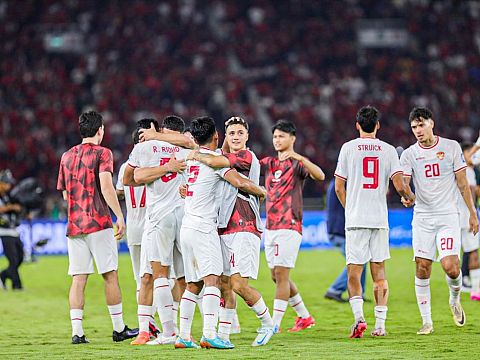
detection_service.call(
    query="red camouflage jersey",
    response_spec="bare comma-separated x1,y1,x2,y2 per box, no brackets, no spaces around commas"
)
219,149,261,238
260,157,309,234
57,143,113,236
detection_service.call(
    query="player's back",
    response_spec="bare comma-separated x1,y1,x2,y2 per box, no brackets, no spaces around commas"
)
128,140,189,218
400,136,466,215
335,138,401,229
183,148,230,232
117,162,147,225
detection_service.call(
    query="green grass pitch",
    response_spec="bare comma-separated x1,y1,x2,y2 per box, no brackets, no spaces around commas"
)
0,248,479,359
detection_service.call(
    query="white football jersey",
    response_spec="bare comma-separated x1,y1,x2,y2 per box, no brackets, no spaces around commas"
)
335,137,402,229
182,148,231,233
400,136,466,216
116,161,146,245
456,166,477,229
128,140,189,223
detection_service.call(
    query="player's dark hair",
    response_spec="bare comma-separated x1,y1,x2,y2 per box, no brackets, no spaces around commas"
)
183,126,191,134
79,110,103,138
162,115,185,133
191,116,216,145
409,107,433,123
356,106,380,133
134,118,159,144
225,116,249,131
131,129,139,145
461,142,473,152
272,119,296,135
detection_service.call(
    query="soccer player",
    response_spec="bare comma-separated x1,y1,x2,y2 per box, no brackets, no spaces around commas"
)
57,110,138,344
260,119,325,332
177,116,266,349
400,107,479,335
335,106,415,337
126,116,189,345
186,116,276,346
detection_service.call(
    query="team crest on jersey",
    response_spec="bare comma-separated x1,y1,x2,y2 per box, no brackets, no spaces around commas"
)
272,170,282,183
436,151,445,160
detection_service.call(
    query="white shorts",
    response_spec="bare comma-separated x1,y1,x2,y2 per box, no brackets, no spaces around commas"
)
146,211,176,266
180,226,223,283
345,228,390,265
461,228,479,252
221,232,261,279
128,244,141,287
139,240,153,278
126,221,144,246
67,228,118,275
412,214,461,261
264,229,302,269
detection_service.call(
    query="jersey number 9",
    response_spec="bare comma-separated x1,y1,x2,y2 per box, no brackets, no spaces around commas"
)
362,157,379,189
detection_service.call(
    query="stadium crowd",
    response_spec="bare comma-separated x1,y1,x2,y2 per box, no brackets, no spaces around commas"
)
1,0,480,216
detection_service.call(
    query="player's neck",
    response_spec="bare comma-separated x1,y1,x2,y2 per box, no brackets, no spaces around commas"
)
359,131,376,139
277,147,293,157
419,135,436,147
82,137,100,145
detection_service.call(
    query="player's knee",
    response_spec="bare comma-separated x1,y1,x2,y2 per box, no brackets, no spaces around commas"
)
141,274,152,287
445,266,460,279
273,267,288,283
231,279,248,297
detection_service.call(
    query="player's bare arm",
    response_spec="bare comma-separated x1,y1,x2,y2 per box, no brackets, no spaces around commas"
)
99,171,125,240
139,123,196,149
280,150,325,181
334,176,347,208
133,156,186,184
391,173,415,204
455,169,479,234
224,169,267,202
400,175,415,207
187,150,230,168
123,164,143,187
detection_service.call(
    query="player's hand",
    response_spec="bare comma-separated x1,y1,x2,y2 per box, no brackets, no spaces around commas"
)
186,150,198,161
179,184,187,199
469,213,479,235
114,217,125,240
165,155,187,173
401,196,415,207
258,186,267,203
139,123,158,142
279,150,303,162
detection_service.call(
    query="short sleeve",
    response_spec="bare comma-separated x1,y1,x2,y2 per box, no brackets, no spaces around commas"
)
388,147,403,179
116,163,126,190
259,156,269,176
453,141,467,173
57,155,65,191
99,148,113,174
215,167,235,179
128,145,140,168
334,145,348,180
225,150,252,171
399,149,412,177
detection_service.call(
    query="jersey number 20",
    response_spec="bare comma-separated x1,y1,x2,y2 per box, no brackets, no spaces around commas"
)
362,157,379,189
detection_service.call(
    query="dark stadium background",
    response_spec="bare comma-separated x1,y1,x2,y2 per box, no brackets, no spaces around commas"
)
1,0,479,218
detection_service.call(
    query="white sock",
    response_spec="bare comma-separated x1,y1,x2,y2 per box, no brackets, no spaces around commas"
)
70,309,84,337
470,268,480,293
137,305,152,333
289,293,310,318
415,277,432,325
107,303,125,332
197,287,204,319
172,301,180,329
218,307,235,340
232,309,241,331
349,296,364,321
179,290,197,340
202,286,221,339
136,287,140,304
272,299,288,328
154,278,175,336
250,297,274,328
150,305,159,332
446,273,462,305
374,306,388,330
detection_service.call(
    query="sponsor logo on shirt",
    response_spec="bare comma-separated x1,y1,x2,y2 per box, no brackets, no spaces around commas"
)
272,170,282,183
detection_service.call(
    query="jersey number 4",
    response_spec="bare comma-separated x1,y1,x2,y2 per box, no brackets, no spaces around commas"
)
362,157,379,189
